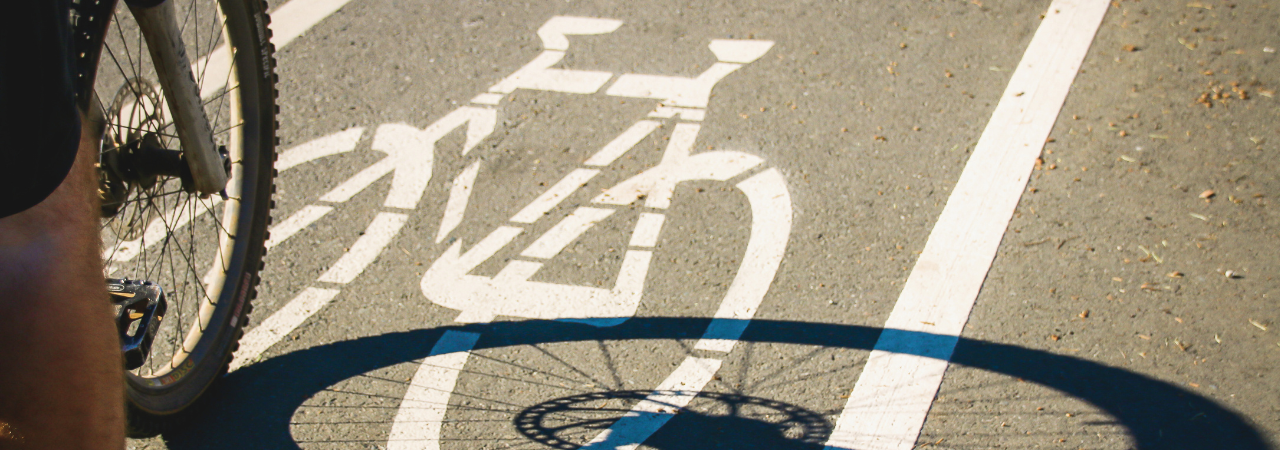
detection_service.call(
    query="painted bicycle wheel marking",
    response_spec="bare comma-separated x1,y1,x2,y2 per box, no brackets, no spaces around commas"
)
387,16,789,450
230,106,500,370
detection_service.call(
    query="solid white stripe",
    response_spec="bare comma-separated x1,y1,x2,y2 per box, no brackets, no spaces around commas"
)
268,0,356,49
275,128,365,172
520,207,615,259
628,213,666,248
318,212,410,284
824,1,1110,449
579,357,722,450
387,331,481,450
583,120,661,167
199,0,355,98
266,205,333,249
695,169,792,353
510,168,599,223
229,287,339,371
318,157,396,204
436,160,482,243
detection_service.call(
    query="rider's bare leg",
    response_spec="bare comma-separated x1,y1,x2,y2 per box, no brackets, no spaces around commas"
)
0,115,124,449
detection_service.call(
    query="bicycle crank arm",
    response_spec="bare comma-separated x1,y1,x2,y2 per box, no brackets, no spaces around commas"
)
127,0,228,196
107,279,168,370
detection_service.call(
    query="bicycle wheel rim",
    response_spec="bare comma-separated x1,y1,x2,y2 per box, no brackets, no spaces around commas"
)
89,0,269,405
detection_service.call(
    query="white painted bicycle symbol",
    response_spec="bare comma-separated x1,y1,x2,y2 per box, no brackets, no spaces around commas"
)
392,16,790,450
214,15,791,449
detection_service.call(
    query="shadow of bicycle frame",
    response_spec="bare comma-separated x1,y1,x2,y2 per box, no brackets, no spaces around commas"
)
160,317,1273,449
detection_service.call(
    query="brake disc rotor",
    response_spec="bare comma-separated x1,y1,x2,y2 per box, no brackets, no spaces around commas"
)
101,78,169,241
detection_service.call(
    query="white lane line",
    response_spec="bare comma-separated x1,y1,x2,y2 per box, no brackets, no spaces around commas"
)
267,0,355,49
694,169,792,353
229,287,340,371
436,160,483,243
387,331,481,450
494,260,544,282
275,128,365,171
199,0,356,98
647,106,705,121
470,93,503,105
319,157,396,204
583,120,661,167
580,357,722,450
823,1,1110,449
520,207,616,259
510,168,600,223
605,40,773,108
628,212,665,248
266,205,333,250
318,212,410,284
371,123,442,210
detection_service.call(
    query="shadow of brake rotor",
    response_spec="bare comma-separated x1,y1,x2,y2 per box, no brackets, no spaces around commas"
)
515,391,831,450
160,317,1273,450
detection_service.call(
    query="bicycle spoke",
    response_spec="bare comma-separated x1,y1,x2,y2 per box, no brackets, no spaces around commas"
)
213,120,244,136
110,10,144,85
100,43,144,109
194,2,224,88
202,81,239,108
103,120,180,141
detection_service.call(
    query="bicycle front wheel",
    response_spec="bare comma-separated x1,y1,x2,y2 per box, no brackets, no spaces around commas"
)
72,0,278,436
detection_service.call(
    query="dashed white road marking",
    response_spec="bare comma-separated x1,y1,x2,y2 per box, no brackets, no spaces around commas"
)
275,128,365,171
487,17,623,95
229,287,339,371
694,168,792,353
823,0,1110,448
266,205,333,250
395,17,787,450
435,160,482,243
387,330,481,450
520,207,616,259
266,0,356,49
198,0,358,98
318,212,410,284
583,120,661,167
509,168,600,223
580,357,723,450
627,212,666,248
232,106,500,370
319,157,397,204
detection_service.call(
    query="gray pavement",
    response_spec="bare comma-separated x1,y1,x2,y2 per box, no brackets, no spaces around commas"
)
131,0,1277,448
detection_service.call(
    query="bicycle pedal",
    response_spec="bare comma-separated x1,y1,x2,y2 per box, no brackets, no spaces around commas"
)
107,278,168,370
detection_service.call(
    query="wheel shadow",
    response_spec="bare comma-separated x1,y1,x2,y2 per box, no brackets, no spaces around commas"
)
160,318,1273,449
514,390,832,449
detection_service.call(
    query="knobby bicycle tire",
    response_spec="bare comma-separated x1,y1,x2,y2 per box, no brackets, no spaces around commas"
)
71,0,278,436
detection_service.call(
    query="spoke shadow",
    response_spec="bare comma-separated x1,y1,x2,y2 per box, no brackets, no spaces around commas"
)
160,318,1273,449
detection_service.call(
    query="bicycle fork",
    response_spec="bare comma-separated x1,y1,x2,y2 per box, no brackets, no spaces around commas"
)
126,0,229,197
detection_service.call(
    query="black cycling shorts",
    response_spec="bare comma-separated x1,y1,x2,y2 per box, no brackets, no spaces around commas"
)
0,0,82,219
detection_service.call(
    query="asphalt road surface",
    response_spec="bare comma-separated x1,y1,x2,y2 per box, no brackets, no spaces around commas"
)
131,0,1278,448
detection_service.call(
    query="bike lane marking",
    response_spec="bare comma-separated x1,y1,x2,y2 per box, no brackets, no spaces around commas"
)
198,0,357,98
435,160,482,243
579,357,723,450
386,17,788,449
822,0,1110,448
230,109,499,371
387,330,482,450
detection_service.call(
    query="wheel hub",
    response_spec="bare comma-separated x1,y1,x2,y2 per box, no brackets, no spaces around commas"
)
97,78,229,234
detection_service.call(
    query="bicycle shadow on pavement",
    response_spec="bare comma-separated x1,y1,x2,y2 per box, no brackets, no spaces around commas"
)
159,317,1273,449
514,390,833,449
